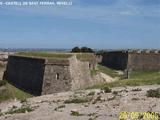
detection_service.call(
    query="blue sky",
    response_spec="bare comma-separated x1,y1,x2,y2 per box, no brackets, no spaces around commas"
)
0,0,160,49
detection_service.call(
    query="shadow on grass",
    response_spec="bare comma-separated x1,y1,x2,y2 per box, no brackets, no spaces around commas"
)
0,81,33,103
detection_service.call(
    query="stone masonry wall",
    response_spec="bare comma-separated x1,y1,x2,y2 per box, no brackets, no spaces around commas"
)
42,63,72,95
101,51,160,71
128,53,160,71
102,52,128,70
69,56,93,90
5,56,45,95
5,55,102,95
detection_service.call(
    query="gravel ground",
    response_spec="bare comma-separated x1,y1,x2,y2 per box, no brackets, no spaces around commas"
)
0,85,160,120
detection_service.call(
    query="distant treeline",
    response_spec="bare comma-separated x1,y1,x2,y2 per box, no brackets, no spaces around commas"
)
71,47,94,53
71,46,108,56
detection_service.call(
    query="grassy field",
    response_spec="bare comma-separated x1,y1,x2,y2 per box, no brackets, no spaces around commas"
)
90,64,123,78
76,53,95,61
97,64,121,78
88,69,160,89
16,52,95,62
16,52,72,59
90,69,98,76
0,81,32,103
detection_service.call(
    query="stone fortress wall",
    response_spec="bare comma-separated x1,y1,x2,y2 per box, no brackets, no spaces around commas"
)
4,54,100,95
4,50,160,95
101,50,160,71
4,56,45,95
0,52,14,80
69,56,92,90
128,52,160,71
41,58,72,95
101,51,128,70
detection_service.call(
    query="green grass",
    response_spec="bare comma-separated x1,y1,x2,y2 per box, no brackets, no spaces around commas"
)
6,82,33,101
90,69,98,76
16,52,95,62
90,64,122,77
54,105,66,111
5,106,33,115
146,88,160,98
76,53,95,61
0,81,32,103
88,70,160,89
0,88,12,103
97,64,121,78
70,111,84,116
64,97,89,104
16,52,72,59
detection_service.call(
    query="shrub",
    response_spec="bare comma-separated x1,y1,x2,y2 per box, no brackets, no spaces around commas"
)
102,86,111,93
112,91,118,95
70,111,84,116
54,105,65,111
146,88,160,98
0,81,6,87
0,112,3,116
88,91,95,96
64,97,89,104
131,98,140,101
6,106,33,114
20,98,27,103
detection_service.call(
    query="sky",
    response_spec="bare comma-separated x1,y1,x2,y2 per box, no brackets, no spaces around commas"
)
0,0,160,49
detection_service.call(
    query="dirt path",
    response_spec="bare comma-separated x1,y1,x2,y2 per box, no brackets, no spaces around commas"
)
99,72,117,82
